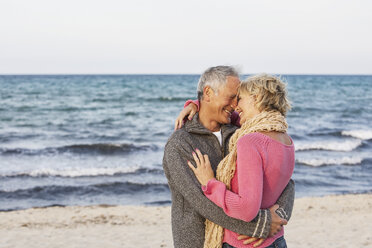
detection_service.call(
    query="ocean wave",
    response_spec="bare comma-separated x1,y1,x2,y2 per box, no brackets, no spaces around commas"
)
145,200,172,205
0,166,163,178
0,181,169,200
341,130,372,140
59,143,156,154
0,143,157,156
92,181,168,191
146,96,189,102
297,156,363,167
295,139,362,152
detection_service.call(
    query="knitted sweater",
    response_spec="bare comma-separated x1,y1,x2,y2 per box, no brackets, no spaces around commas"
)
202,132,295,248
163,114,295,248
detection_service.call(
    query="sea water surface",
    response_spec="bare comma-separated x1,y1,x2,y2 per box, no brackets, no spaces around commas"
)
0,75,371,211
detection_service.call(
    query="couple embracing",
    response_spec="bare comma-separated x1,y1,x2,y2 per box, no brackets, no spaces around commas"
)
163,66,295,248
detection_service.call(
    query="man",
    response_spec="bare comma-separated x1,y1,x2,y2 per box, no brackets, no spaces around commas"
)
163,66,294,248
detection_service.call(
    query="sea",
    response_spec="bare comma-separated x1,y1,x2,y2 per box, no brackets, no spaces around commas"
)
0,74,371,211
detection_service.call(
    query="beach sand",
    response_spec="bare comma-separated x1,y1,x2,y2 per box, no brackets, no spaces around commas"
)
1,194,371,248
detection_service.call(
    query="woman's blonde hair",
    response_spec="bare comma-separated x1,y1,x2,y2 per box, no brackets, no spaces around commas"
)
239,74,291,116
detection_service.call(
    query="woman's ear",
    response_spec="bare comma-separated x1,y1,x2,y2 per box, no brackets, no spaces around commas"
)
252,95,261,112
252,95,258,104
252,94,257,101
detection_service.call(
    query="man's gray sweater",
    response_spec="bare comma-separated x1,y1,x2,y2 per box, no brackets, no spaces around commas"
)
163,114,295,248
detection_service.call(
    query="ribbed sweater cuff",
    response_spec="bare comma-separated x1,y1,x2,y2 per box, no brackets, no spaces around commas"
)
276,207,288,220
256,209,271,238
184,99,200,111
201,178,217,194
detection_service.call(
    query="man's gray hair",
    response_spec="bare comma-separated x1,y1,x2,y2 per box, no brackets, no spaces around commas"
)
197,66,239,101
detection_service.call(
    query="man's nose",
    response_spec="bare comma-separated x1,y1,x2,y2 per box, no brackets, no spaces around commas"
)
231,97,238,109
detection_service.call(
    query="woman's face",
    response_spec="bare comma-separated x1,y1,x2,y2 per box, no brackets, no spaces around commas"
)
235,92,260,124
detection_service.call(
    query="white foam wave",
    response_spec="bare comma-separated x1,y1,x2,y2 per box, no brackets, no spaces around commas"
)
295,139,362,152
3,166,141,178
297,156,363,167
341,130,372,140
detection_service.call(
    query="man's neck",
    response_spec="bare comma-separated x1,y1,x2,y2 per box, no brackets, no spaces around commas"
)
199,105,221,132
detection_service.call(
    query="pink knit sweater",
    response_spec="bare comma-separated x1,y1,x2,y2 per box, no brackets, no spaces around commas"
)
202,132,295,248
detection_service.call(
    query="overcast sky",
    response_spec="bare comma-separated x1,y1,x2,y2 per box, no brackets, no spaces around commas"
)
0,0,371,74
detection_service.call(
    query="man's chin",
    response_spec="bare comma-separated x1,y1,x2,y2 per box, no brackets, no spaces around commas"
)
219,117,231,124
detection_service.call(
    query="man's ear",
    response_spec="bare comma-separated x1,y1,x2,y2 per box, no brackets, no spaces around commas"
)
203,86,213,102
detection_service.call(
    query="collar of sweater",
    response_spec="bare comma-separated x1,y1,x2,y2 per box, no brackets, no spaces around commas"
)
184,113,237,138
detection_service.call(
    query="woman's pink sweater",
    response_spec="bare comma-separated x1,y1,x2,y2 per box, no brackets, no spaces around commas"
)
202,132,295,248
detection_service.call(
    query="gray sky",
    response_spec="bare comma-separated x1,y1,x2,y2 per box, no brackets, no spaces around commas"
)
1,0,371,74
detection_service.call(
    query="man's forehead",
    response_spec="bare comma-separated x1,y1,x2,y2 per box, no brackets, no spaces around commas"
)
227,75,241,84
222,76,240,92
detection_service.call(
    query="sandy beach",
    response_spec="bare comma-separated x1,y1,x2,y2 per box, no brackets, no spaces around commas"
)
1,194,371,248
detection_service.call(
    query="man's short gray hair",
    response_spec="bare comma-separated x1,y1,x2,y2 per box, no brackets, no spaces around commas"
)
197,66,239,101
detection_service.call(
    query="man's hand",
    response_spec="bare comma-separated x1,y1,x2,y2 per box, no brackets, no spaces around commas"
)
237,236,265,247
174,103,198,130
237,205,287,247
269,204,287,236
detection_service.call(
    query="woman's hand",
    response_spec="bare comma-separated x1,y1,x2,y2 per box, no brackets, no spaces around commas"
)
187,148,215,186
237,236,265,247
174,103,198,130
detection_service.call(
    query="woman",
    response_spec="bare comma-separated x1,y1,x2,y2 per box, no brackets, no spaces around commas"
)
178,74,294,248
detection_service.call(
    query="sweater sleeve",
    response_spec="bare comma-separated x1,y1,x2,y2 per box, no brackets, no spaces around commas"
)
163,135,271,238
274,179,295,221
202,134,263,222
184,99,200,111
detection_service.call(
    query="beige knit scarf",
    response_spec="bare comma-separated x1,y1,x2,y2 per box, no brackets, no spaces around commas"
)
203,110,288,248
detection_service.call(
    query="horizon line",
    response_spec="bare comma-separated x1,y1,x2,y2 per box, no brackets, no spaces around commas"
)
1,73,372,76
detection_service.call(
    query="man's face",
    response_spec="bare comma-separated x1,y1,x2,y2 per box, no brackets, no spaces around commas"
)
209,76,240,124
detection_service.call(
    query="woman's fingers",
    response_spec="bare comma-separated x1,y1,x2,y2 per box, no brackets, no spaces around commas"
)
174,112,184,130
175,119,181,130
174,119,179,130
174,108,188,130
188,109,196,120
238,236,265,247
187,161,196,172
203,154,211,167
195,149,205,165
191,149,207,171
191,149,204,170
237,235,249,241
253,238,265,247
192,151,200,168
174,114,185,130
243,237,258,245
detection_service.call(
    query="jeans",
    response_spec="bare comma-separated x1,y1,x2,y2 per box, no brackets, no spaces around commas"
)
222,236,287,248
265,236,287,248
